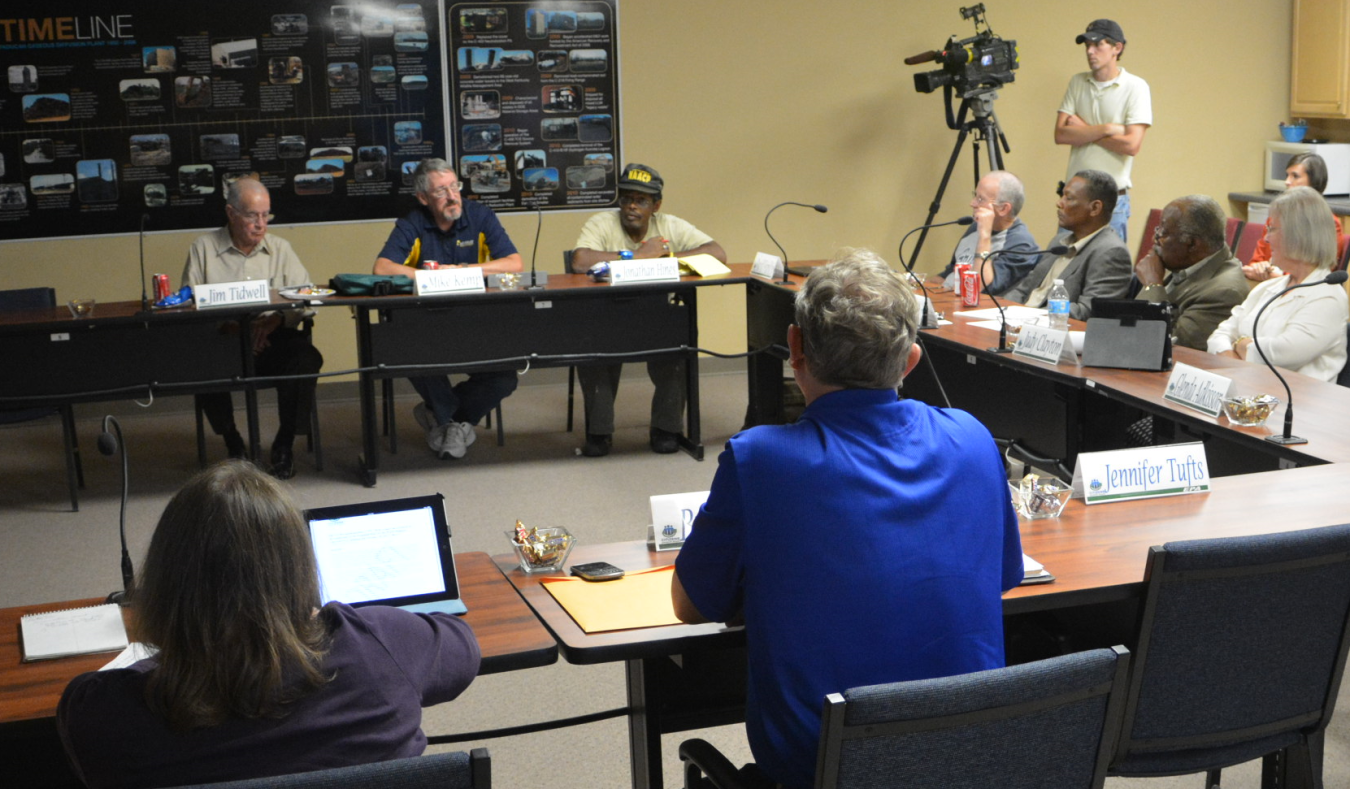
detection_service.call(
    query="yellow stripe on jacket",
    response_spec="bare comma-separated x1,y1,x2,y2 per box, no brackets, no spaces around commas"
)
402,237,421,268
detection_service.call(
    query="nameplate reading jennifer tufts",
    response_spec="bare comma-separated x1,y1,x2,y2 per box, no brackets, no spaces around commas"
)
1071,442,1211,505
416,267,486,296
609,258,681,285
193,280,271,310
1162,362,1234,419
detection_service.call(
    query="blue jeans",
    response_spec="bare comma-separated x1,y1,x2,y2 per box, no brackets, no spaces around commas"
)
1110,192,1131,245
409,372,517,426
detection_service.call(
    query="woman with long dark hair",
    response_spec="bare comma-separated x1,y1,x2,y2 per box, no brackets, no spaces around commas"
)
58,461,480,789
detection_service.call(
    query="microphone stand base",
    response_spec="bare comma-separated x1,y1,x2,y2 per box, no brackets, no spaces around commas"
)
1264,434,1308,446
986,346,1013,354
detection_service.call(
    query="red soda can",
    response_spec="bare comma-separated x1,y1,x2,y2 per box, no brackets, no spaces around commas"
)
153,273,171,300
960,268,980,307
953,261,970,288
422,260,440,270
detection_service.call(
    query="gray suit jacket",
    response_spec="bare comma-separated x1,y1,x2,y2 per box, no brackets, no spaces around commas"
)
1007,226,1133,321
1135,247,1249,351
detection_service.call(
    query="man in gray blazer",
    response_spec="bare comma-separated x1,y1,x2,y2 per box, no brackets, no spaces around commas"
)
1008,170,1132,320
1133,195,1248,350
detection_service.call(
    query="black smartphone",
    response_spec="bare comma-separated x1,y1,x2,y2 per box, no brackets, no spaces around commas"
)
570,561,625,582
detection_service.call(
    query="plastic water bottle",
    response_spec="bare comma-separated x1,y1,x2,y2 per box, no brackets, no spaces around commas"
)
1047,279,1070,332
619,249,634,260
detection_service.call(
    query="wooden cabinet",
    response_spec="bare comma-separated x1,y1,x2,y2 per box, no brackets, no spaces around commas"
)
1292,0,1350,117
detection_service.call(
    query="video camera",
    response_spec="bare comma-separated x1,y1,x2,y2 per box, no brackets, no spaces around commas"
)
906,5,1018,99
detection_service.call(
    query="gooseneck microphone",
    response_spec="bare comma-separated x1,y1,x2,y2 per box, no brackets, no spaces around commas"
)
1250,269,1349,445
138,213,151,314
897,216,975,329
98,415,135,606
764,201,828,282
984,245,1069,353
526,204,545,289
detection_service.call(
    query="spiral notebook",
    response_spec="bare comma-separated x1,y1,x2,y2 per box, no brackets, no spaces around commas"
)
20,603,128,662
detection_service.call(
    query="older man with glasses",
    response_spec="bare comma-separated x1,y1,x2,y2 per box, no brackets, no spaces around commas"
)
570,163,727,457
183,176,323,479
374,157,522,461
936,170,1039,296
1133,195,1247,351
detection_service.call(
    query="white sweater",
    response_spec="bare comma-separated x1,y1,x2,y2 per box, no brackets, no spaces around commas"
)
1207,270,1349,382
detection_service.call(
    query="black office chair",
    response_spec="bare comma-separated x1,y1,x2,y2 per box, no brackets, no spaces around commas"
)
0,287,84,511
194,317,323,470
1109,524,1350,788
680,646,1131,789
165,748,490,789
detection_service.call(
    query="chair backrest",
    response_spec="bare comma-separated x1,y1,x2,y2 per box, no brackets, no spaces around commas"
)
1339,324,1350,387
563,248,575,273
815,647,1130,789
1336,235,1350,272
1113,524,1350,777
167,748,490,789
0,286,56,312
1134,209,1163,264
1224,217,1245,251
1233,220,1267,264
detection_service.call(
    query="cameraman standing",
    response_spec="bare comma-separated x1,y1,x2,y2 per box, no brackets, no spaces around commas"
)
1053,19,1151,244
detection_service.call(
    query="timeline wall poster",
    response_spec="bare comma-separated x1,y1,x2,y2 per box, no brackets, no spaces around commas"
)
0,3,446,243
448,0,620,213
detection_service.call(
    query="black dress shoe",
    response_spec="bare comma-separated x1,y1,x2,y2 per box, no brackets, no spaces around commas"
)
269,445,296,479
649,428,679,454
581,433,612,457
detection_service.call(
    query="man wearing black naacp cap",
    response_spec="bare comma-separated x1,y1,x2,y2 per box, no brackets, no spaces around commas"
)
571,164,726,457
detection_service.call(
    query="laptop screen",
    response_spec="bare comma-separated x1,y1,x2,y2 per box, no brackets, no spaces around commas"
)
303,494,463,613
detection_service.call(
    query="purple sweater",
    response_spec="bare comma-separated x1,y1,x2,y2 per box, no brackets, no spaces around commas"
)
57,603,481,789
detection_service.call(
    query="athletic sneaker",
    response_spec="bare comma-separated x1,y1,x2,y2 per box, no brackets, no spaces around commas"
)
440,421,477,460
414,402,444,454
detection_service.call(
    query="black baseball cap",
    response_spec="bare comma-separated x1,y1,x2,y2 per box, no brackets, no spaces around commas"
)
617,163,663,195
1076,19,1126,45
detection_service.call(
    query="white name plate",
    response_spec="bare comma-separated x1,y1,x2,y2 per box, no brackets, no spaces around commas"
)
649,490,708,551
610,258,681,285
1072,442,1211,505
193,280,270,309
416,266,486,295
1163,362,1234,418
1013,324,1076,365
750,252,784,279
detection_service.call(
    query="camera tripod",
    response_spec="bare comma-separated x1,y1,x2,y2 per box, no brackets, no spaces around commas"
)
905,87,1011,275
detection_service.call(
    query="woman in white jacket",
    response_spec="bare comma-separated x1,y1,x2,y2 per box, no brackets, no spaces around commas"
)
1207,186,1348,382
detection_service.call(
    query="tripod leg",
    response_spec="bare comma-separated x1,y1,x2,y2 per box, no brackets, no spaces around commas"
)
986,118,1005,171
909,116,972,272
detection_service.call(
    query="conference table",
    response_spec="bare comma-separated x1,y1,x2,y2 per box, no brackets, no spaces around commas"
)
0,552,557,789
744,270,1350,475
493,462,1350,789
0,294,309,491
321,269,759,487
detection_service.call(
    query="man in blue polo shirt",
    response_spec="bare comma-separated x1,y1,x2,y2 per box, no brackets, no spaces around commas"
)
672,249,1023,789
374,158,522,460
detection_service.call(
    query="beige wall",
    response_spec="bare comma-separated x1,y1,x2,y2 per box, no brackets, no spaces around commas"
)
1,0,1293,377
